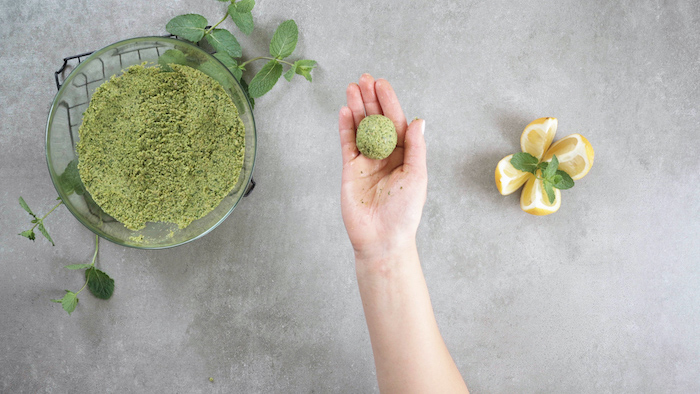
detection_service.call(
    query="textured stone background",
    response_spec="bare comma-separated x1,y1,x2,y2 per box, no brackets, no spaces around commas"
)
1,0,698,392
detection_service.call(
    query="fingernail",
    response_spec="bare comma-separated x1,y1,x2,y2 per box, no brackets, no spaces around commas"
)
420,120,426,135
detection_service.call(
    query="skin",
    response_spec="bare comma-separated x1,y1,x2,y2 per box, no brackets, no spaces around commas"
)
339,73,469,393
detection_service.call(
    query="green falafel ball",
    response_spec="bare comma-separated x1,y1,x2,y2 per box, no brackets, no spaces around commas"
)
356,115,397,160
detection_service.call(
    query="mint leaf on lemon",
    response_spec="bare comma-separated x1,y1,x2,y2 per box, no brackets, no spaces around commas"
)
543,155,558,179
510,152,539,174
553,170,574,190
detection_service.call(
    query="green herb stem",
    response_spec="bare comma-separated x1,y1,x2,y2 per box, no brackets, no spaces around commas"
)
30,200,63,231
239,56,295,68
75,235,99,296
205,12,230,35
90,234,99,266
76,269,92,296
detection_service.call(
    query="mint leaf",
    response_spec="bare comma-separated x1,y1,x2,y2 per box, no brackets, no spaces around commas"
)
248,60,283,98
65,263,94,270
52,291,78,315
158,49,190,71
293,59,316,82
239,78,255,109
37,222,55,246
510,152,539,174
543,180,556,204
197,60,232,87
553,170,574,190
166,14,208,42
19,197,36,217
214,52,243,81
58,159,85,196
19,230,36,241
544,155,558,179
213,52,237,69
205,29,242,58
86,268,114,300
283,63,297,82
269,20,298,59
235,0,255,13
229,7,254,35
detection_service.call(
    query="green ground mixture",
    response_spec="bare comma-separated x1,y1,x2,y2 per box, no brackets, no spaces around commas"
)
77,64,245,230
356,114,397,160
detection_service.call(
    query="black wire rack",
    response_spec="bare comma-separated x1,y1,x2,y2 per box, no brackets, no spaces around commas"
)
54,34,176,90
53,34,256,197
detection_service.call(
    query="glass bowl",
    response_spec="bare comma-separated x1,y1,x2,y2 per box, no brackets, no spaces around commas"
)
46,36,256,249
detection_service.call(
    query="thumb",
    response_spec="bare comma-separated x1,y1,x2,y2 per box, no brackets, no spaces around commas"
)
403,118,427,173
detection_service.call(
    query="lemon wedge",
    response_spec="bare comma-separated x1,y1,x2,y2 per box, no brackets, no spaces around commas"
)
495,154,531,195
541,134,595,180
520,170,561,215
520,117,557,161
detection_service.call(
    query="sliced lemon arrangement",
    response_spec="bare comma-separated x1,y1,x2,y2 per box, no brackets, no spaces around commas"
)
495,117,594,215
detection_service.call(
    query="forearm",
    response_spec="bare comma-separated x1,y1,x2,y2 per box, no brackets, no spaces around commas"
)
355,244,469,394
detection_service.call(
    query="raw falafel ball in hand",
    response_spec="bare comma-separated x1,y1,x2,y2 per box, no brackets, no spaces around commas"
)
355,115,397,160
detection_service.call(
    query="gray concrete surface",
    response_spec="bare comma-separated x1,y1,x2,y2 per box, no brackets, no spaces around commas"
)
1,0,699,392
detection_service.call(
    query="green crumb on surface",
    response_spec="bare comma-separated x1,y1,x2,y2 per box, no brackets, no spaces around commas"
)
356,115,397,160
209,377,214,382
129,235,145,243
77,63,245,231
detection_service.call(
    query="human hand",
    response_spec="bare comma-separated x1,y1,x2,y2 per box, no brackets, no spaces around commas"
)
338,74,427,263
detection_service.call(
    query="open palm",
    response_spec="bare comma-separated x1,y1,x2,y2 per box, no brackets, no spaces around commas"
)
339,74,427,258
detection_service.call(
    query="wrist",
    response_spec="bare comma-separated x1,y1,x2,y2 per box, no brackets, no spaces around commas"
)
354,240,419,280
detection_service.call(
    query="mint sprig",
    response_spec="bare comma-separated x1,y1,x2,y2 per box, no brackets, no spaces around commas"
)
164,1,316,103
18,159,115,315
510,153,575,204
51,235,114,315
510,152,539,174
18,196,63,245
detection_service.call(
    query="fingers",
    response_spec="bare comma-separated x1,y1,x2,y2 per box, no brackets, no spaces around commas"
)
339,106,360,165
358,74,383,116
403,119,427,174
346,83,365,128
375,78,408,147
